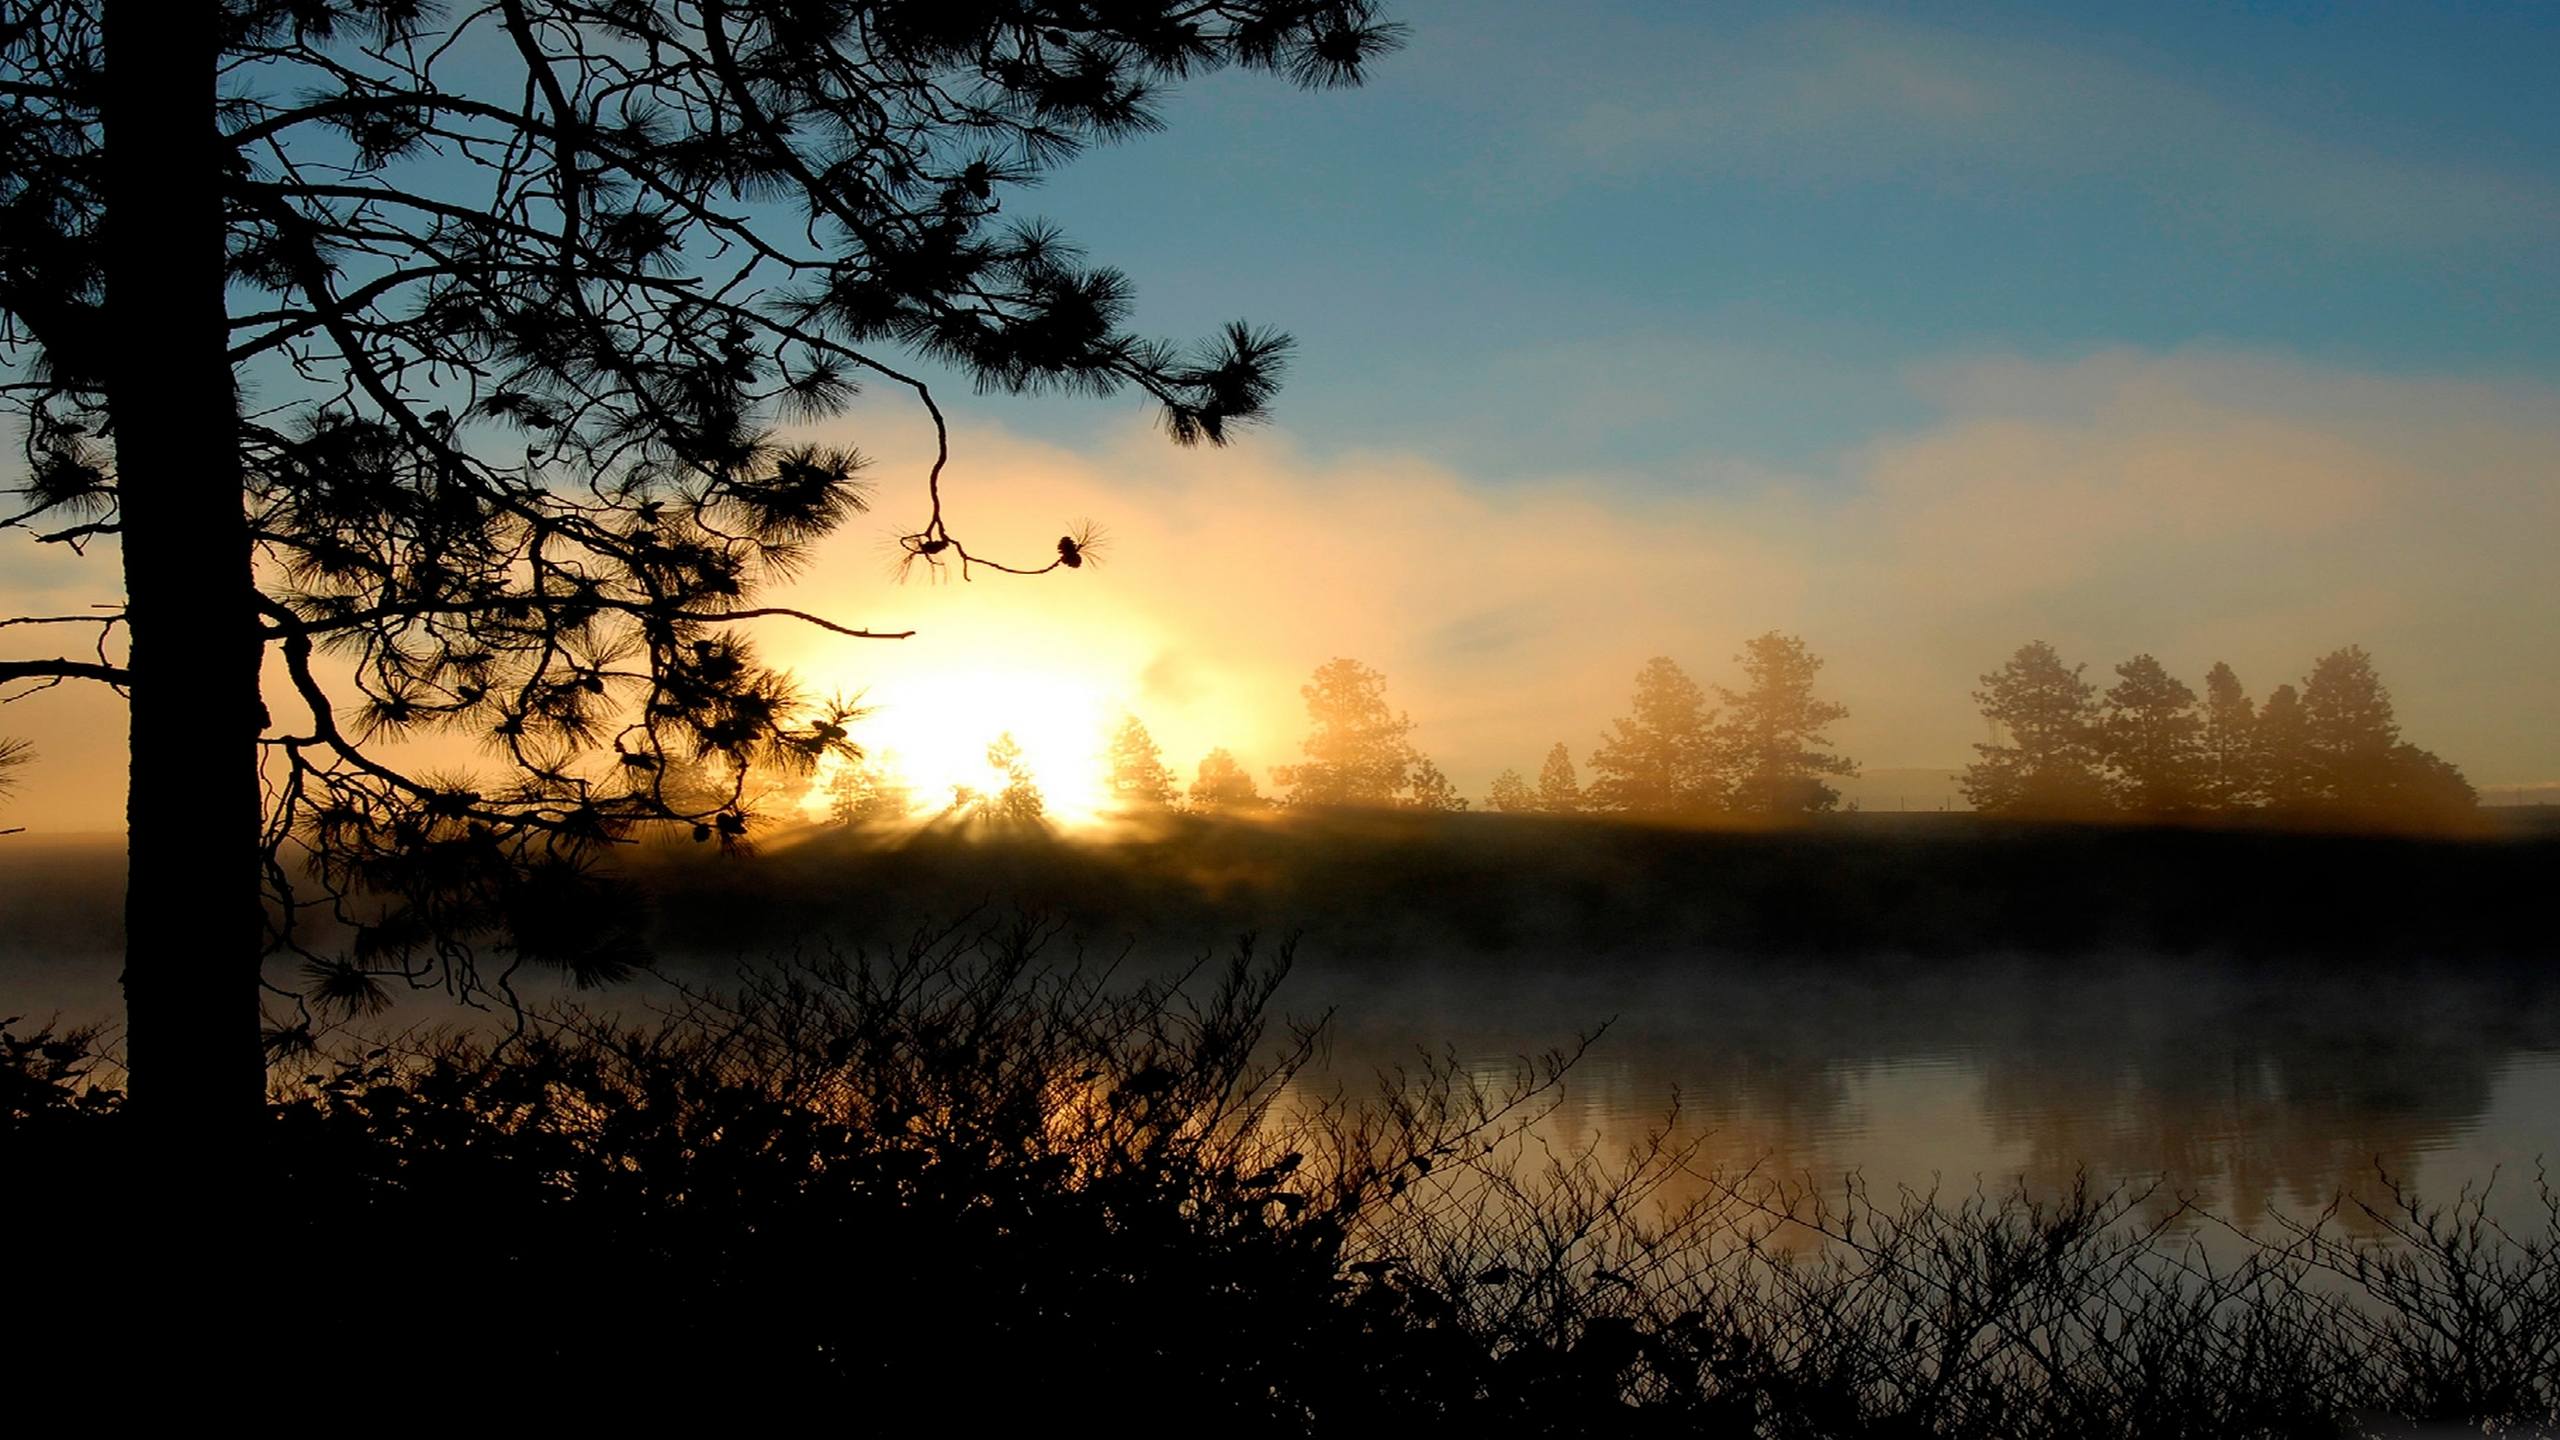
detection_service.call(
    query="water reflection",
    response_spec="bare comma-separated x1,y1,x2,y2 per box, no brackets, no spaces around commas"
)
1286,950,2560,1238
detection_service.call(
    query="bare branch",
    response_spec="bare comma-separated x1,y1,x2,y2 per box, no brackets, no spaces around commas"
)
0,657,131,687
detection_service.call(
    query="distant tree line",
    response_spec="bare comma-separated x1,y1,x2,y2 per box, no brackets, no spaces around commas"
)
1100,719,1278,813
825,634,1862,824
1111,641,1857,821
824,733,1045,830
817,712,1275,829
1109,657,1459,815
814,635,2475,829
1479,632,1860,819
824,752,916,827
1963,642,2474,821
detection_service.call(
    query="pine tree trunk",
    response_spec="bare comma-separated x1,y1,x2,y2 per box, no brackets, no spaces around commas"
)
102,0,261,1356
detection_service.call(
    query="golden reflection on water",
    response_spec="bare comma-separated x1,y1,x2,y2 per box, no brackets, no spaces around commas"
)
1282,954,2560,1247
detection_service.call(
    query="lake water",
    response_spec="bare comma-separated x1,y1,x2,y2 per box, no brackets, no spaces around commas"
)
8,834,2554,1240
1274,946,2560,1240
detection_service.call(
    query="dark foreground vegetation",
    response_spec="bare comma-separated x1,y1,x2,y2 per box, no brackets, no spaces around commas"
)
9,930,2554,1434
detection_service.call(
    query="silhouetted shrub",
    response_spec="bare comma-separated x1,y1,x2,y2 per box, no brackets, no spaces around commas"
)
250,926,1596,1424
6,946,2555,1433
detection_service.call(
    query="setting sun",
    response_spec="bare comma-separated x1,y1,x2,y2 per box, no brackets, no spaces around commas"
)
815,667,1124,827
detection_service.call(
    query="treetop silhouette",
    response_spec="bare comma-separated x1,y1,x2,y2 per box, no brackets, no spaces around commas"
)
1713,631,1856,814
1273,657,1448,809
1967,642,2473,823
825,749,914,826
1586,656,1720,817
1962,641,2109,818
2296,645,2473,817
1106,714,1179,811
1187,746,1266,811
2199,662,2258,810
2100,653,2205,814
1404,755,1467,812
1534,741,1582,814
953,731,1044,826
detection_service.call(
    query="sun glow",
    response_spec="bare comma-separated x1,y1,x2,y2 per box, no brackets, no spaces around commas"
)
822,667,1122,827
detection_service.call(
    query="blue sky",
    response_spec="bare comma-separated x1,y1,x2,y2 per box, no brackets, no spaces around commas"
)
942,0,2560,479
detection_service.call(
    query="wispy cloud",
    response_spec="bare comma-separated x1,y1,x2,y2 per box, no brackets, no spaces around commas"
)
1496,11,2560,254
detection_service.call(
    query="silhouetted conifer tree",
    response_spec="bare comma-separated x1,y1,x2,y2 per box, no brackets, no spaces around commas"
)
1962,641,2110,817
1534,742,1583,814
1406,757,1466,812
2298,647,2473,818
1188,748,1266,811
1587,658,1721,816
2199,662,2260,811
0,1,1401,1158
825,753,914,826
955,733,1044,826
1712,632,1856,814
2300,646,2400,805
1106,716,1179,810
2257,683,2319,811
1274,658,1443,808
2380,742,2479,818
2100,654,2206,815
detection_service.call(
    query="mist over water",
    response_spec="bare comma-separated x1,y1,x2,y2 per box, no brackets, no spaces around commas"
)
9,823,2553,1241
1285,945,2560,1240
